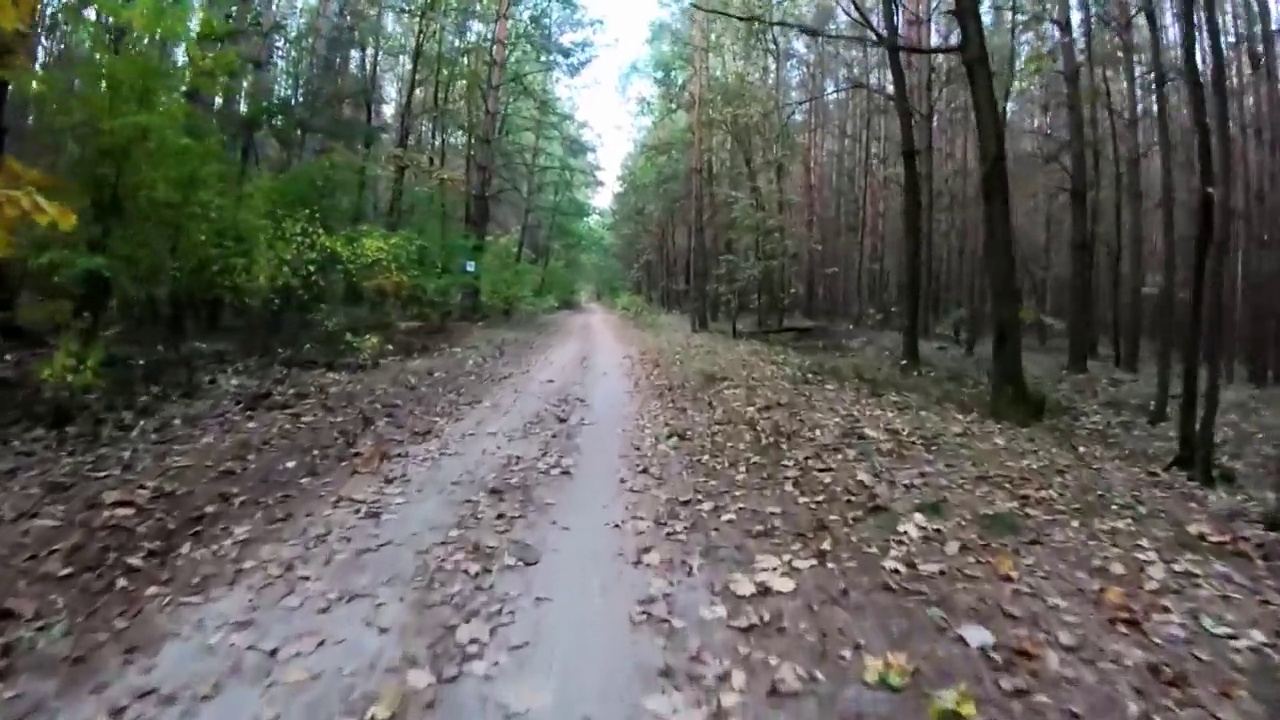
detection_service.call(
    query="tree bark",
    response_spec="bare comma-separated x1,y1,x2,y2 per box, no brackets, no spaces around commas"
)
1172,0,1215,469
385,0,433,230
461,0,512,318
954,0,1042,423
1193,0,1234,485
1252,0,1279,386
1117,1,1144,372
1058,0,1092,373
1101,65,1123,368
880,0,922,368
1143,0,1177,423
689,7,709,331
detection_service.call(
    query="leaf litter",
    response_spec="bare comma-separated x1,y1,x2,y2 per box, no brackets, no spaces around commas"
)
623,316,1280,720
0,321,552,698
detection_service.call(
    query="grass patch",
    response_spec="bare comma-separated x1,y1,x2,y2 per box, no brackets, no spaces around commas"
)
790,348,986,415
976,510,1023,539
914,498,949,520
865,508,902,539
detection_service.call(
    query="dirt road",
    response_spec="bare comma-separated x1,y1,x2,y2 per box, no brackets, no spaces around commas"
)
12,307,664,720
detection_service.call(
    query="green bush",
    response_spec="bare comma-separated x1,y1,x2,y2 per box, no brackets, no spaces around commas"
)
611,292,652,318
8,2,597,343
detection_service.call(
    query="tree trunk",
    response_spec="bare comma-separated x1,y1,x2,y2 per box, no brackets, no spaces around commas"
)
461,0,512,318
689,8,709,331
1172,0,1215,469
514,126,544,264
352,0,385,222
1101,65,1123,368
385,0,433,230
1143,0,1177,423
1117,2,1144,372
954,0,1042,423
881,0,922,369
1059,0,1092,373
1252,0,1280,387
1193,0,1234,485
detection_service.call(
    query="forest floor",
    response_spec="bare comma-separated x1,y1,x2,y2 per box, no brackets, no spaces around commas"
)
0,308,672,720
0,307,1276,720
625,314,1280,719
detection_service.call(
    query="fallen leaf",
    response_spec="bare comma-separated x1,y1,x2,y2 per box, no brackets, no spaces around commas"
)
507,540,542,566
726,573,756,598
718,690,743,709
279,666,313,685
995,675,1030,695
727,606,765,630
771,661,805,695
1100,586,1127,607
992,554,1019,581
1012,633,1045,660
1197,613,1237,638
880,557,906,573
862,652,914,691
364,682,405,720
862,654,885,686
753,554,782,571
917,562,946,576
406,667,436,691
957,623,995,650
1055,630,1080,650
756,571,796,594
455,617,491,645
1185,522,1232,544
929,683,978,720
353,442,385,474
197,680,218,700
729,667,747,692
699,602,727,621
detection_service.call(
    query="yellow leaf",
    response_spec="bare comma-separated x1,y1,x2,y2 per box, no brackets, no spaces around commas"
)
861,651,914,692
0,196,22,220
0,185,76,235
930,683,978,720
860,653,884,686
881,651,915,691
44,198,77,231
993,553,1019,581
364,681,405,720
1100,585,1127,607
0,156,48,187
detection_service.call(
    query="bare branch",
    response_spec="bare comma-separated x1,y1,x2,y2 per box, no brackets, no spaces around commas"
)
789,79,895,107
833,0,884,41
690,3,959,55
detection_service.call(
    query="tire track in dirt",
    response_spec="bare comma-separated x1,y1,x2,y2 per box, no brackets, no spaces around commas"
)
428,307,662,720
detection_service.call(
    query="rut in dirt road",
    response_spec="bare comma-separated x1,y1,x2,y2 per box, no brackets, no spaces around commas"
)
15,308,661,720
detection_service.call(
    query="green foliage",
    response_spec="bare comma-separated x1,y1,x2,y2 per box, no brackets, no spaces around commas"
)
38,334,104,393
481,236,545,315
2,0,608,414
611,292,656,324
343,331,388,363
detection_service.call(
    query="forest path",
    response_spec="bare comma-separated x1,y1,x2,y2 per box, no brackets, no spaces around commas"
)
13,307,663,720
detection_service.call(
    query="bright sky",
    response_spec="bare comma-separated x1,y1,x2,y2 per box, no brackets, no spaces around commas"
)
568,0,664,207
